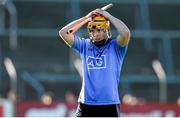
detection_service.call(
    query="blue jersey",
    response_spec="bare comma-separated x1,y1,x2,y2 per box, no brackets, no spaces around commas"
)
72,35,128,105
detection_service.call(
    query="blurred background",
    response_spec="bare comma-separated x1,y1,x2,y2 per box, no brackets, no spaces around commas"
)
0,0,180,117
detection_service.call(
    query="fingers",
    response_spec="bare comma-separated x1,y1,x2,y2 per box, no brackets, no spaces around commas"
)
86,10,99,18
86,9,109,19
91,9,101,16
86,9,102,19
92,9,102,15
94,9,109,17
95,9,111,20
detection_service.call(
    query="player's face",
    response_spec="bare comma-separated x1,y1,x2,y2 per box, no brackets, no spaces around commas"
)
91,29,107,42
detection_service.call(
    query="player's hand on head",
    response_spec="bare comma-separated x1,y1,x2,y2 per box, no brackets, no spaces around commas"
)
86,8,111,21
86,9,100,19
94,9,111,20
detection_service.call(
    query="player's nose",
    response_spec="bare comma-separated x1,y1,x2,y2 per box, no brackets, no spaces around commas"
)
93,30,100,36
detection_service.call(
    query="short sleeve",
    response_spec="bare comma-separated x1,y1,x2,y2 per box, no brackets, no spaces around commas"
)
113,39,128,60
72,35,85,54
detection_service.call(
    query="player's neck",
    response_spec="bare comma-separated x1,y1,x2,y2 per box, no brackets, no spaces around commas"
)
93,38,110,48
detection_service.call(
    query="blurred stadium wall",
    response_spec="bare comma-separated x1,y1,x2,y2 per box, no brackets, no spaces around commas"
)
0,0,180,117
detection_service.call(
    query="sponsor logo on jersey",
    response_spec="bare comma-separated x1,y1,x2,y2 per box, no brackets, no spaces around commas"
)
87,55,106,69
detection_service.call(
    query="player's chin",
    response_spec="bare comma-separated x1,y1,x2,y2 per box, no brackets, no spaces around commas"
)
93,38,103,42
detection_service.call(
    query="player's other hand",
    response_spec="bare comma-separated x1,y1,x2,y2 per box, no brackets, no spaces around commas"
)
93,9,111,20
85,9,101,20
85,9,111,21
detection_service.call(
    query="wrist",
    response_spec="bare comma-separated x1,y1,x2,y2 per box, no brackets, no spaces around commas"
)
105,13,112,21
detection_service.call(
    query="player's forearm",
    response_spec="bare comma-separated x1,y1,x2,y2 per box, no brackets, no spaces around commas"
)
59,16,90,35
110,15,130,36
59,16,91,47
108,15,131,45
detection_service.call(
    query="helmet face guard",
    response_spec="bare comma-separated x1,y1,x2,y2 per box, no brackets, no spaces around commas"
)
87,15,110,34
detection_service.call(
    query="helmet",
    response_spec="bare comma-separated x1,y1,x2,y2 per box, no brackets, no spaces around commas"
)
87,15,110,33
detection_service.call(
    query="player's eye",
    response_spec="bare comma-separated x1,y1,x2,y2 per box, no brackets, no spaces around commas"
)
92,26,96,29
